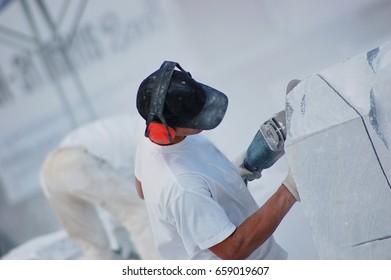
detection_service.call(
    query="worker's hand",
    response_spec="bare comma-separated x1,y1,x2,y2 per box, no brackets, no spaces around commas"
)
282,168,300,201
233,151,262,182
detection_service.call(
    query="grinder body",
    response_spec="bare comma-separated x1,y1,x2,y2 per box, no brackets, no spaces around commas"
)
243,110,286,172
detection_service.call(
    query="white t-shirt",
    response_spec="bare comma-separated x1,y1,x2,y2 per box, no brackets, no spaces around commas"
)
60,114,139,181
135,133,287,260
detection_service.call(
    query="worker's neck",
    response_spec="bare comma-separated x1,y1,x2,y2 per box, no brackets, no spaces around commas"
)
159,136,186,146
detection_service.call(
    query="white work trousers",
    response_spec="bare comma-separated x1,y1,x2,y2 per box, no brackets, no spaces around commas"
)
40,146,159,260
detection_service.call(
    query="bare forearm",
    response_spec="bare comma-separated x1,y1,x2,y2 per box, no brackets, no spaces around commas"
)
210,184,296,259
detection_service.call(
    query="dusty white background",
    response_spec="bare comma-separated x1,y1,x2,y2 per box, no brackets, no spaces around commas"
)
1,0,390,259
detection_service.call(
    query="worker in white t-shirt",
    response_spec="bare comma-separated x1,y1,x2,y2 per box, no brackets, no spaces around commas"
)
134,61,299,259
40,114,159,259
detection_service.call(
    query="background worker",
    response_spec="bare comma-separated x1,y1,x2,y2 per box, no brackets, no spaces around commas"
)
134,61,300,260
40,114,159,260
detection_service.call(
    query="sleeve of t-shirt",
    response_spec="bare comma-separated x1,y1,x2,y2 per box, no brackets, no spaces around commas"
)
134,144,141,180
165,174,236,255
134,116,147,180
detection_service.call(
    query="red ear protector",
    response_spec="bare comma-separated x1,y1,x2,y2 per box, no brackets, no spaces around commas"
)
147,122,176,145
144,61,189,144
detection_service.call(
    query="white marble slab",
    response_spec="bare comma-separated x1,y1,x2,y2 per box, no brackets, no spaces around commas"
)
285,41,391,259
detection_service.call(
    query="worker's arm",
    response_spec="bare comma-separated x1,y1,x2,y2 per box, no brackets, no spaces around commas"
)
134,176,144,200
209,184,296,259
209,169,299,260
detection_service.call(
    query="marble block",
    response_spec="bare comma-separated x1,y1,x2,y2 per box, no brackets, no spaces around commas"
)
285,41,391,259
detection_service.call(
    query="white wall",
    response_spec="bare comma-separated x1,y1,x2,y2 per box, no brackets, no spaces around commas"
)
0,0,390,259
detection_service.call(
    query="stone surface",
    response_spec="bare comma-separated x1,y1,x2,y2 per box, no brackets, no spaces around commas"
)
2,231,83,260
2,227,140,260
285,41,391,259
